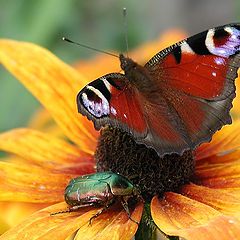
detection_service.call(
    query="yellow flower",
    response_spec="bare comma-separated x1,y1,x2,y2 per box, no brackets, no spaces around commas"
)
0,29,240,240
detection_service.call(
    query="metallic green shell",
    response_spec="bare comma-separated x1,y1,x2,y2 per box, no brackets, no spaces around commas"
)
65,171,135,206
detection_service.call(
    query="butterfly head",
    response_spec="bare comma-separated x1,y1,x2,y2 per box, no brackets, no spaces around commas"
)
119,53,137,73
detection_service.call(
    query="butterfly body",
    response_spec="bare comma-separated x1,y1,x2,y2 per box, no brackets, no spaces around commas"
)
119,54,156,95
77,24,240,156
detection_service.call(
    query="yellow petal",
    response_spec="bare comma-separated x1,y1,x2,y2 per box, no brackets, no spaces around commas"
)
28,108,55,129
195,121,240,160
0,202,91,240
0,128,92,168
0,202,48,229
0,39,98,154
28,108,65,138
180,184,240,220
151,193,240,240
0,161,93,203
0,217,10,235
0,202,143,240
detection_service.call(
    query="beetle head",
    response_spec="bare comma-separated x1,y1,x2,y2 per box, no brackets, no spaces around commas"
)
132,185,141,197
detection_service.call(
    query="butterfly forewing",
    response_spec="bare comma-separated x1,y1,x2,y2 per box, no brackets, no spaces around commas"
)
146,25,240,101
77,73,147,136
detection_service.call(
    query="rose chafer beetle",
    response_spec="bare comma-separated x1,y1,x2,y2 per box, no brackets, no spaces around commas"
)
52,171,141,224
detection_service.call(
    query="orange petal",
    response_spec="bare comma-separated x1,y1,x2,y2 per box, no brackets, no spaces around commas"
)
232,70,240,117
75,53,120,81
0,202,143,240
196,149,240,167
130,29,187,65
180,184,240,220
195,159,240,181
194,149,240,190
151,193,240,240
75,30,186,80
0,161,93,203
0,128,93,168
0,39,98,154
200,177,240,190
74,202,143,240
195,121,240,161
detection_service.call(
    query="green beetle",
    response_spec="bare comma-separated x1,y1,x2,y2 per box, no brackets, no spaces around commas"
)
53,171,140,224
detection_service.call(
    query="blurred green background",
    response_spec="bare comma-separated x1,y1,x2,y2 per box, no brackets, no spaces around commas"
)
0,0,240,132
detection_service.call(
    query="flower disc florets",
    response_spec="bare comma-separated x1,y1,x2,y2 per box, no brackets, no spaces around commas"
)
95,127,195,201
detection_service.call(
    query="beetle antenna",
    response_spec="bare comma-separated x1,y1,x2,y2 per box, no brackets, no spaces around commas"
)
62,37,119,58
123,7,129,57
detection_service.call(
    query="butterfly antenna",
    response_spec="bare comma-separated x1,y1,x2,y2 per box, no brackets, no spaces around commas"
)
62,37,119,58
123,7,129,57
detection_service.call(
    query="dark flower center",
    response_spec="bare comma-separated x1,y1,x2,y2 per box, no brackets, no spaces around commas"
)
95,127,195,202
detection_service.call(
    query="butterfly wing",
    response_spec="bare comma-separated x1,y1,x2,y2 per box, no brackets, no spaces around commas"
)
77,73,148,137
77,73,195,155
143,23,240,154
77,24,240,156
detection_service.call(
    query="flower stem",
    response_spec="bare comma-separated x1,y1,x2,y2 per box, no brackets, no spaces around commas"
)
135,203,157,240
134,203,180,240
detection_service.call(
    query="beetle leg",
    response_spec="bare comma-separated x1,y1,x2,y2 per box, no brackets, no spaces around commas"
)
89,199,114,225
121,197,139,225
50,203,95,216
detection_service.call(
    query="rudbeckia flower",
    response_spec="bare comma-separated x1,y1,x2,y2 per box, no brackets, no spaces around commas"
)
0,29,240,240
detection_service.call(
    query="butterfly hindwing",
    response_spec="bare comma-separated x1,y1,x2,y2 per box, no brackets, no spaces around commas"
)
77,23,240,156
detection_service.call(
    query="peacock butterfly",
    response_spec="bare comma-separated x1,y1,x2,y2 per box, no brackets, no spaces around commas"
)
77,23,240,156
